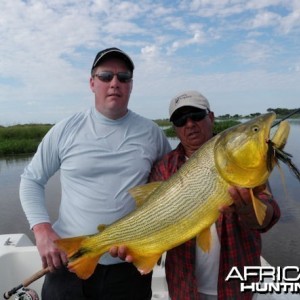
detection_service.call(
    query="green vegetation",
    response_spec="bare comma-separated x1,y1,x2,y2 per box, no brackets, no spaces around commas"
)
1,107,299,156
214,120,241,133
0,120,240,156
0,124,53,156
153,119,170,127
161,120,241,138
218,107,300,120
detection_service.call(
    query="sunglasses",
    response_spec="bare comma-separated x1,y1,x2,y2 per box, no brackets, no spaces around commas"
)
172,111,208,127
94,71,132,83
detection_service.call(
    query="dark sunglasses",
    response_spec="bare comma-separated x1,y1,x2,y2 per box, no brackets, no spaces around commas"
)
94,71,132,83
172,111,208,127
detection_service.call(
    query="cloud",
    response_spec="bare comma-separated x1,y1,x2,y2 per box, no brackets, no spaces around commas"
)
0,0,299,124
234,40,275,64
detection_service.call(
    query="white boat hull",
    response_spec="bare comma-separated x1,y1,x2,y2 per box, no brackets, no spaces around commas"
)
0,234,169,300
0,234,298,300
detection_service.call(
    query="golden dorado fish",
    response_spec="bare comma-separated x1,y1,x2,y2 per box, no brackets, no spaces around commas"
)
55,112,289,280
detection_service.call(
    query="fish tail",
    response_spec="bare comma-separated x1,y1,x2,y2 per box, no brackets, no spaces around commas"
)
55,236,101,280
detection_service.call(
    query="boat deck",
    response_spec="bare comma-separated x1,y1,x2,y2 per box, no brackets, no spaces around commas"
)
1,234,298,300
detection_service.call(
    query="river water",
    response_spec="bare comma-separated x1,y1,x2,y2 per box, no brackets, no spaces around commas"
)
0,120,299,268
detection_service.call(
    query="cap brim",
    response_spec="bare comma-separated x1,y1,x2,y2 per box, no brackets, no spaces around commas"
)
92,49,134,72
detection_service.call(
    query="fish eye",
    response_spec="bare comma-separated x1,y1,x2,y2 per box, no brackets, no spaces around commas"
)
252,126,259,132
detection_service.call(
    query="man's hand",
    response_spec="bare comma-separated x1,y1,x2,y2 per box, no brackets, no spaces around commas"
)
33,223,68,272
219,186,273,229
109,245,133,263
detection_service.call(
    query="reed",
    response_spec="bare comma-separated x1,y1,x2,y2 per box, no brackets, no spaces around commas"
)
0,120,239,156
0,124,52,155
163,120,241,138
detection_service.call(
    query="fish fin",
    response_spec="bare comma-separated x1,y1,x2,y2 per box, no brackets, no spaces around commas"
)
55,236,87,257
68,254,100,280
250,189,267,226
97,224,107,232
133,253,161,275
196,227,211,253
55,236,101,280
129,182,162,207
262,187,272,196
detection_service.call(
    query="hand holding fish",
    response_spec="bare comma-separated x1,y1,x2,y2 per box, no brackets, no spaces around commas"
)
54,113,289,279
220,186,274,229
33,223,68,272
109,245,133,263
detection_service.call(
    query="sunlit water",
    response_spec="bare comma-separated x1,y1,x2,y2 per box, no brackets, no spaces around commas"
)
0,120,299,267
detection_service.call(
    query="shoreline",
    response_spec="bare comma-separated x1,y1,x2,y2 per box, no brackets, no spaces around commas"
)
1,116,299,156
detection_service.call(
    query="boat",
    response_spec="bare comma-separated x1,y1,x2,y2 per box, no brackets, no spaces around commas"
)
0,234,298,299
0,233,169,300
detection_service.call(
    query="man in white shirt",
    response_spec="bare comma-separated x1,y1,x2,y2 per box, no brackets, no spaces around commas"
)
20,47,171,300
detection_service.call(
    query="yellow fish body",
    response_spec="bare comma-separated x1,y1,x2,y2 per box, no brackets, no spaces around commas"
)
55,112,289,279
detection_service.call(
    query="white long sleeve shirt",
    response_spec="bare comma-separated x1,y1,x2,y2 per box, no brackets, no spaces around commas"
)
20,107,171,264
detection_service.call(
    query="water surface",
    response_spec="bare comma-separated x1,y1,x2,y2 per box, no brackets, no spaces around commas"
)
0,120,299,267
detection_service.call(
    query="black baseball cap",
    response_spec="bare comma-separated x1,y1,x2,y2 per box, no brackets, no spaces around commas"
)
91,47,134,74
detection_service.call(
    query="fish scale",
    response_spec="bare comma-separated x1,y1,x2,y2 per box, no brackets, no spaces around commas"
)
73,139,230,259
55,112,290,279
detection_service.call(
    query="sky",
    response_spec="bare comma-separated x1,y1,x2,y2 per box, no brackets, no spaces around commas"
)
0,0,300,125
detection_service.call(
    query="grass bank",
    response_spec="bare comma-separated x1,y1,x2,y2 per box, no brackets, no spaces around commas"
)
0,124,53,156
163,119,241,138
0,120,239,156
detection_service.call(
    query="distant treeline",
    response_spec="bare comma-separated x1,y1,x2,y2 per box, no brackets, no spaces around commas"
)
0,120,239,155
1,107,299,156
161,120,240,138
218,107,300,120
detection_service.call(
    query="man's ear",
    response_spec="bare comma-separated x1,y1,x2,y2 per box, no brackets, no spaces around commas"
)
90,76,95,93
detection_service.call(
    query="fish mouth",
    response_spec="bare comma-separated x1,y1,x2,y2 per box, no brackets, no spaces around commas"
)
266,119,300,180
266,140,276,172
266,117,286,172
267,141,300,180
